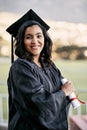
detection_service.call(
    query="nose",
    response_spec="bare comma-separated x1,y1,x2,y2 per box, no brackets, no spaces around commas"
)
32,36,38,44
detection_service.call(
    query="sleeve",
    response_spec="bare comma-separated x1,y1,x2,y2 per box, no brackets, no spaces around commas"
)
8,59,66,127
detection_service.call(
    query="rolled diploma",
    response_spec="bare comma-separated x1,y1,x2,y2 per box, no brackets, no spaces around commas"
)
61,78,80,109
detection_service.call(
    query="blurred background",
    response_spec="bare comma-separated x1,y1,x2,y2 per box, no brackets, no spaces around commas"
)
0,0,87,129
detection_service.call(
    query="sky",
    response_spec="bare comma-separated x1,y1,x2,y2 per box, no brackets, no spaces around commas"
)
0,0,87,23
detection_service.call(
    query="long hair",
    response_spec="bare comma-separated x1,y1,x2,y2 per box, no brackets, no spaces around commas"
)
14,20,53,65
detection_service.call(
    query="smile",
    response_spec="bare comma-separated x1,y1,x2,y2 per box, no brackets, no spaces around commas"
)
31,45,40,49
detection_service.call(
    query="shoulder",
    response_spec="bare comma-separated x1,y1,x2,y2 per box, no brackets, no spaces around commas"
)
10,58,35,72
13,58,33,67
49,62,62,76
9,58,40,78
50,61,60,71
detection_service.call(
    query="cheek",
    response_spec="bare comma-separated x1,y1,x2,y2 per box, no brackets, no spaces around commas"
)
24,39,30,47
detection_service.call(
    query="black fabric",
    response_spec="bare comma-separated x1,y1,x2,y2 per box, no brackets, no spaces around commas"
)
7,58,70,130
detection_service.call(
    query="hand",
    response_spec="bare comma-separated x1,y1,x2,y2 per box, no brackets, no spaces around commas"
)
61,81,75,96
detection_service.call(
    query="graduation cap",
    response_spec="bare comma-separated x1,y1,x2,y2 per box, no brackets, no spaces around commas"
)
6,9,50,63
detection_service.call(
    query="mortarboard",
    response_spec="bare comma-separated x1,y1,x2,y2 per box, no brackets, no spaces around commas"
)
6,9,50,63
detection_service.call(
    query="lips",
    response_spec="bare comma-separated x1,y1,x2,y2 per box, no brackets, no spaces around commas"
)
31,45,40,49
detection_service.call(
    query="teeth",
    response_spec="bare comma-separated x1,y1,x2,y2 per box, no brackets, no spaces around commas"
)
32,46,38,47
31,46,39,49
31,45,39,47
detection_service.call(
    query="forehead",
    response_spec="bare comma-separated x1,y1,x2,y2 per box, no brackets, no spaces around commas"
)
25,25,43,34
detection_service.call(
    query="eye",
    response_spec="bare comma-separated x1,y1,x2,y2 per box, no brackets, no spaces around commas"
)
37,34,43,38
26,36,32,39
25,34,32,39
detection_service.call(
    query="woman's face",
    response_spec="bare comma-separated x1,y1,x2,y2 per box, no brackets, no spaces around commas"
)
24,25,44,59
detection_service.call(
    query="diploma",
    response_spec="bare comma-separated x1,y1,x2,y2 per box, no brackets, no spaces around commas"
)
61,78,80,109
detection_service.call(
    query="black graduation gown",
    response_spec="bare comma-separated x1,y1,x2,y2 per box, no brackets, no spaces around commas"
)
7,58,70,130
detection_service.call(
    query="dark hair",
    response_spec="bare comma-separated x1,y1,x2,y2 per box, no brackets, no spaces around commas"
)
14,20,53,65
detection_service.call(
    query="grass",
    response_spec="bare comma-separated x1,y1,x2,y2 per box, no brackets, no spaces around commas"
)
0,57,87,120
0,57,10,93
54,59,87,89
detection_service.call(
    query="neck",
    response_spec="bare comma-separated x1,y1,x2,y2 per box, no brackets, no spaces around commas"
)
33,56,42,68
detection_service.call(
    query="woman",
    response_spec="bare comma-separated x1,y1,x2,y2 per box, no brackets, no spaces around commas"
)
7,9,75,130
